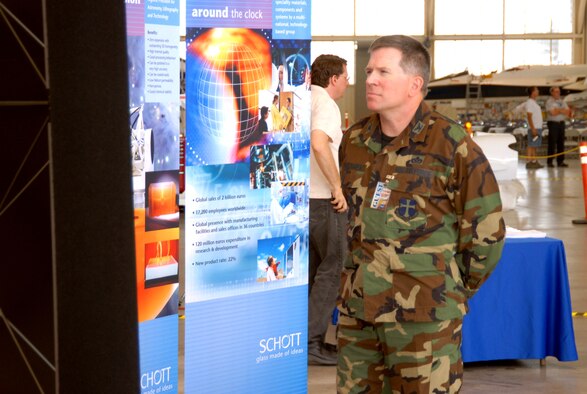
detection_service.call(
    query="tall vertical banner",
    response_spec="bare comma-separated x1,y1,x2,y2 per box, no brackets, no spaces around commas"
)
184,1,311,392
126,0,181,392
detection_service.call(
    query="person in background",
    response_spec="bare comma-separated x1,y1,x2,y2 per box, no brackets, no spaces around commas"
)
280,96,293,132
337,35,505,393
266,256,278,281
270,95,282,131
298,66,311,92
308,54,349,365
524,86,544,169
276,64,285,92
284,97,294,131
545,86,572,168
257,106,269,133
275,64,293,93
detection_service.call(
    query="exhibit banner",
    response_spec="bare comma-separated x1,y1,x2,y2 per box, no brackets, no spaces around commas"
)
125,0,181,392
184,0,311,392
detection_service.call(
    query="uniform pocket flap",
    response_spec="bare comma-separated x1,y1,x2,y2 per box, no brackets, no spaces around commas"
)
386,167,434,198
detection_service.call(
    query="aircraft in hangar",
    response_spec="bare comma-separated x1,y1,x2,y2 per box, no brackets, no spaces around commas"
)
426,64,587,211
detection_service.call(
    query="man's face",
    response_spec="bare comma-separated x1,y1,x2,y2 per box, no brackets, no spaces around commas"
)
551,88,561,99
365,47,414,113
530,87,539,99
331,64,349,100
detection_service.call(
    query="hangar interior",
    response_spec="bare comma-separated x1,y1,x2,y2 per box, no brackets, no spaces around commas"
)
1,0,587,393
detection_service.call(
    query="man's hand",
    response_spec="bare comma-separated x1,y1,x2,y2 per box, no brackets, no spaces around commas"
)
311,129,348,212
331,187,348,212
565,107,573,117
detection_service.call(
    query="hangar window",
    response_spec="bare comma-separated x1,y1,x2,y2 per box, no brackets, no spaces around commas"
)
504,39,573,68
311,0,425,36
434,39,572,79
310,0,577,81
435,0,572,35
432,0,574,78
435,0,503,35
434,40,503,78
504,0,573,34
355,0,424,36
311,0,354,36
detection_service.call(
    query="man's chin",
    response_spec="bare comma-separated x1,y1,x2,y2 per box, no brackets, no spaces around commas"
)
366,94,379,106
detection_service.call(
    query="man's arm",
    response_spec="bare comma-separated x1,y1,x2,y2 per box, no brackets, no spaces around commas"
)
547,99,570,117
311,129,347,212
527,112,537,137
559,102,572,117
453,136,506,296
546,98,557,116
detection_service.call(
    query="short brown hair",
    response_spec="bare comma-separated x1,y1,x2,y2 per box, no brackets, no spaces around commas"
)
368,35,430,93
311,54,347,88
527,86,539,96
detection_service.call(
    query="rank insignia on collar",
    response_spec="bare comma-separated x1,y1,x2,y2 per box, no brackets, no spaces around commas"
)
396,198,418,220
412,121,424,135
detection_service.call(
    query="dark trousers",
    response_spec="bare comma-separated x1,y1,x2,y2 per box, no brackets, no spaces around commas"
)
547,121,566,165
308,198,347,349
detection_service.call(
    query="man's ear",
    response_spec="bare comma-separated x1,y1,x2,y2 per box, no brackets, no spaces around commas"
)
410,75,424,96
328,74,337,88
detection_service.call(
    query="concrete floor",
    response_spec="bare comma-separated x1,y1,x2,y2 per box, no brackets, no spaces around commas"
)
179,159,587,393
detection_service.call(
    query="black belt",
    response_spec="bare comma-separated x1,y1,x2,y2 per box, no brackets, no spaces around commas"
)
548,121,565,124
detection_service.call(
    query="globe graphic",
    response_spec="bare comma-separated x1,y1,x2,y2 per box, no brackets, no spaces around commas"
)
195,41,267,143
286,53,310,85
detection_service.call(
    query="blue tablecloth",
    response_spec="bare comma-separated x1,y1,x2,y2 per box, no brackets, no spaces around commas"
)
462,237,579,362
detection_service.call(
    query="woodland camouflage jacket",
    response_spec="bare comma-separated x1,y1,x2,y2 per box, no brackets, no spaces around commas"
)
338,102,505,323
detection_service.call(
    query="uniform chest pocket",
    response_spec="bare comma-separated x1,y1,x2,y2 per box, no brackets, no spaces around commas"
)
385,172,432,230
361,169,437,240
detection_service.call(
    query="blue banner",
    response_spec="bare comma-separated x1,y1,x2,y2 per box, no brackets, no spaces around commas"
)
126,0,181,392
184,0,311,391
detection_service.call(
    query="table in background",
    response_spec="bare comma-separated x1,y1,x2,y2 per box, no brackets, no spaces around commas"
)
461,237,579,362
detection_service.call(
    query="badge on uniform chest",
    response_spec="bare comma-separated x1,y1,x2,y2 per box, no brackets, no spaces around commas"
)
370,181,391,210
396,198,418,220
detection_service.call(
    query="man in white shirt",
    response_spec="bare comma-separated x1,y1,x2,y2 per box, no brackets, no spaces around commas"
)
524,86,544,169
308,54,349,365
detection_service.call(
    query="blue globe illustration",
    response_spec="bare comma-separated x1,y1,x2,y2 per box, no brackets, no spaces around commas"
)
194,41,267,143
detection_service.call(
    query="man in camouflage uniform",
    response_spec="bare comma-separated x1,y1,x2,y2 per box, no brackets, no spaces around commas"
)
336,35,505,393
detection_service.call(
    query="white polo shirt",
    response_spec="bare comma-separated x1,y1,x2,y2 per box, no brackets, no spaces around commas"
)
310,85,343,199
525,98,543,129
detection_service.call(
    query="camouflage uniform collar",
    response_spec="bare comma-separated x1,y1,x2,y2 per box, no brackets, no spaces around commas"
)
355,102,431,153
407,102,430,143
